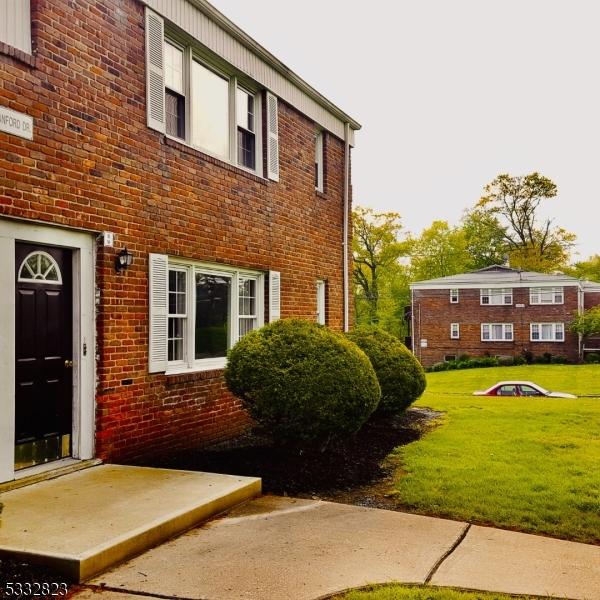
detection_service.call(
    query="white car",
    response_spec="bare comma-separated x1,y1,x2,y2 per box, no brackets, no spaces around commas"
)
473,380,577,399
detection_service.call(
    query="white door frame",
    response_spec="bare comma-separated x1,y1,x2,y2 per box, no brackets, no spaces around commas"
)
0,219,96,483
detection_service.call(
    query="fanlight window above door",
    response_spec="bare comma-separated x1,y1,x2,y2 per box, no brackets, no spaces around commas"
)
18,251,63,284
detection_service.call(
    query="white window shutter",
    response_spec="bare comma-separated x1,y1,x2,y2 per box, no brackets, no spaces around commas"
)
149,253,168,373
269,270,281,322
145,9,166,133
266,92,280,181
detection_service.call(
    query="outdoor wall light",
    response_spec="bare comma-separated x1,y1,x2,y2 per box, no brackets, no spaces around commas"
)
115,248,134,273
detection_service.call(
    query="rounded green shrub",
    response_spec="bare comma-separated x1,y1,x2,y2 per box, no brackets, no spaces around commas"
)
346,326,427,414
225,319,381,444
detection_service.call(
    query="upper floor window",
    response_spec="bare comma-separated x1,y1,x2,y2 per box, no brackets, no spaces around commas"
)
315,131,324,192
0,0,31,54
480,288,512,305
237,87,256,170
145,9,279,179
530,287,564,305
164,40,185,139
481,323,513,341
530,323,564,342
450,323,460,339
450,289,459,303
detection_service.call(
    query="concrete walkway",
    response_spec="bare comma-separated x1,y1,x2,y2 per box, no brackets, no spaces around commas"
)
74,496,600,600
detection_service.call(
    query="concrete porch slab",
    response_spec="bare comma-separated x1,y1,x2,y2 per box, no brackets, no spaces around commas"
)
0,464,261,582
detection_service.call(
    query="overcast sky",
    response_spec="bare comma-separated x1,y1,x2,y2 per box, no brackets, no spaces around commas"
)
210,0,599,261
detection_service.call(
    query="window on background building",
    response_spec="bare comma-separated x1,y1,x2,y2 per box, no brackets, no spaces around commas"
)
315,131,324,192
450,323,460,339
530,323,565,342
450,289,459,303
481,323,513,341
480,288,513,305
164,40,186,139
530,287,564,305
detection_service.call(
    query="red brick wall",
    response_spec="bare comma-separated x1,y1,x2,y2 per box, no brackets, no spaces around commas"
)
0,0,352,462
412,286,580,366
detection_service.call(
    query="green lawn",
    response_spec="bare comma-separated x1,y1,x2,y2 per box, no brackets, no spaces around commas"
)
391,365,600,544
338,585,545,600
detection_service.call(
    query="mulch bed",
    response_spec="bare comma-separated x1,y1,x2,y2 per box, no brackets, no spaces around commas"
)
145,406,441,504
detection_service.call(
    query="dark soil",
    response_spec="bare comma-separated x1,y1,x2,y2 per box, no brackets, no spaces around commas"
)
145,406,441,507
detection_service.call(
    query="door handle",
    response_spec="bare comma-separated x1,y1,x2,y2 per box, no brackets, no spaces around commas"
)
64,359,73,368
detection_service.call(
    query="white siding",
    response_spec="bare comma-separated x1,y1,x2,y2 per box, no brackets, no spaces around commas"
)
141,0,356,144
0,0,31,54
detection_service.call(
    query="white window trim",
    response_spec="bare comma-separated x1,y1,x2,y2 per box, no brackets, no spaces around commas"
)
530,322,565,342
166,259,265,374
450,323,460,339
160,33,264,177
481,323,514,341
529,287,564,305
480,288,513,306
450,289,459,303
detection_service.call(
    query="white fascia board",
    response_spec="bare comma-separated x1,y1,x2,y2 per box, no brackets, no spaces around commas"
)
410,280,581,291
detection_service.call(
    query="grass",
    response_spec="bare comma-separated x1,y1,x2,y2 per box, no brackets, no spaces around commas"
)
337,585,546,599
391,365,600,544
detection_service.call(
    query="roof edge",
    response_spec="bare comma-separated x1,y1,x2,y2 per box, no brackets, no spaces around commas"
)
187,0,361,131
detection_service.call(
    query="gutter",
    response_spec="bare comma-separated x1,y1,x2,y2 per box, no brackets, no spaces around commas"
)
343,122,350,332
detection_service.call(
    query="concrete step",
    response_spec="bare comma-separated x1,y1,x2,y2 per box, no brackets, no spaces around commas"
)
0,464,261,582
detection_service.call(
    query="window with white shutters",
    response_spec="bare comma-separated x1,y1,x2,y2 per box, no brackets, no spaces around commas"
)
149,256,265,373
144,12,270,177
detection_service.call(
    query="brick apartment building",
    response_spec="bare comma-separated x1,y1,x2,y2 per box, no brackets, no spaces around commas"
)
409,266,600,367
0,0,360,484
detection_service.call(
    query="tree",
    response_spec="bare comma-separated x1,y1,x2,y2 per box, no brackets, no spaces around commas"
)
352,207,409,325
477,173,576,272
410,220,468,281
566,255,600,282
570,306,600,341
461,208,508,270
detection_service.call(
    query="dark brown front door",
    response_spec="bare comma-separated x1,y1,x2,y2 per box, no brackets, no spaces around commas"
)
14,243,73,470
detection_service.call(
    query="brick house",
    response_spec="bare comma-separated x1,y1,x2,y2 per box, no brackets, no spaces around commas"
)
409,266,600,367
0,0,360,484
